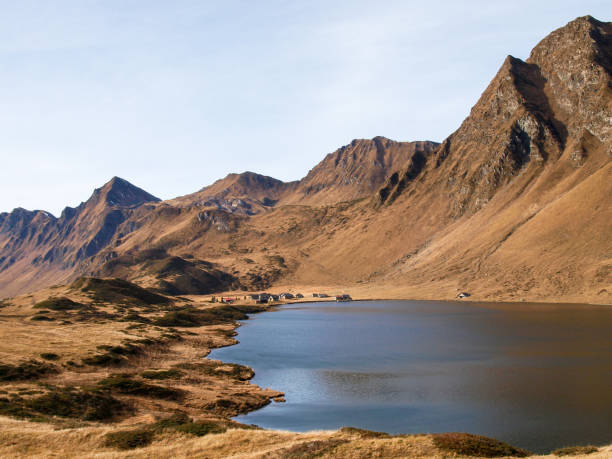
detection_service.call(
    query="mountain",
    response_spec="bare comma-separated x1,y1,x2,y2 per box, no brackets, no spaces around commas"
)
284,137,439,205
371,15,612,301
171,139,439,212
170,172,291,215
0,177,160,296
0,16,610,304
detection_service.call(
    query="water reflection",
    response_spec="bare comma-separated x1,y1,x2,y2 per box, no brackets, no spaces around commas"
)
209,300,612,453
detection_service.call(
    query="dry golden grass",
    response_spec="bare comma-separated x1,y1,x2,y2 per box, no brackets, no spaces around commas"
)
0,284,610,458
0,417,610,458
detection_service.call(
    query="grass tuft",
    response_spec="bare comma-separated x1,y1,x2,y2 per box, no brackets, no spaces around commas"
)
0,360,58,381
173,360,253,381
104,428,154,450
432,433,530,457
30,315,55,321
552,445,599,456
153,413,227,437
153,305,264,328
33,297,85,311
267,439,348,458
103,413,228,450
72,277,170,305
0,386,126,422
40,353,60,361
98,374,183,400
141,369,183,380
339,426,391,438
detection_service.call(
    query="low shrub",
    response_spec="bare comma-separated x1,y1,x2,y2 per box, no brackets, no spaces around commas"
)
98,374,183,400
174,420,226,436
122,312,151,323
552,445,599,456
33,297,84,311
141,369,183,380
339,426,391,438
40,353,60,361
153,310,202,327
0,386,126,422
82,353,124,366
0,360,58,381
153,305,264,328
97,344,140,356
268,439,348,458
432,433,530,457
30,315,55,321
26,387,125,421
154,413,226,437
104,428,154,450
173,360,253,381
83,342,145,366
72,277,170,305
103,414,227,450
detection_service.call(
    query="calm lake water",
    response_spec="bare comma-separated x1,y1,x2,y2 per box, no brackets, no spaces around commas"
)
209,300,612,453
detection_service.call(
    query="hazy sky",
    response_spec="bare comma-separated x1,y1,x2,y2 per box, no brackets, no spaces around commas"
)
1,1,611,216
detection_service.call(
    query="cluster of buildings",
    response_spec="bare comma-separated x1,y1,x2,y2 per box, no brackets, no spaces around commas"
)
216,292,353,304
249,292,304,303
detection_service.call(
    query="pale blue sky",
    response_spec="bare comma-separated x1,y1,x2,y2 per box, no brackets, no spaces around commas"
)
1,1,611,216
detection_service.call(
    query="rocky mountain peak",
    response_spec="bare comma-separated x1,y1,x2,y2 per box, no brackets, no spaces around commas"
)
285,137,439,205
194,171,288,201
526,15,612,145
90,176,160,209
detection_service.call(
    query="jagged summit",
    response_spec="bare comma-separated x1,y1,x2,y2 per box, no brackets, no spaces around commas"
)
377,15,612,214
0,16,610,303
198,172,288,199
88,176,160,208
285,137,439,205
170,171,289,214
173,138,437,209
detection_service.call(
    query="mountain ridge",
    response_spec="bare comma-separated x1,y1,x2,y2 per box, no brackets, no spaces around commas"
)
0,15,610,303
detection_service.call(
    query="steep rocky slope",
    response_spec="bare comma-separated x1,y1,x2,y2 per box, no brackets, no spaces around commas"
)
0,178,160,296
284,137,438,205
170,172,292,215
0,16,610,303
372,15,612,301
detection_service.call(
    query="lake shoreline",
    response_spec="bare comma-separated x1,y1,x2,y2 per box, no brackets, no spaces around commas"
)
210,298,612,457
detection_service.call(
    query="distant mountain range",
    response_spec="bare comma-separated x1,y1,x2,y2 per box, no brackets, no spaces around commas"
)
1,16,610,303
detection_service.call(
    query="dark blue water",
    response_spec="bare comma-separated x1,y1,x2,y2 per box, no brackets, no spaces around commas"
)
209,300,612,453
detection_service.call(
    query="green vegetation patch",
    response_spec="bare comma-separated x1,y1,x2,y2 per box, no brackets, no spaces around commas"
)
339,426,391,439
432,433,530,458
82,339,168,367
103,413,228,450
30,315,55,321
173,360,253,381
153,304,264,328
40,353,60,361
33,297,85,311
141,369,183,380
0,360,58,381
104,428,154,450
82,353,124,366
98,374,183,400
0,386,126,422
268,439,348,458
72,277,170,306
82,344,140,366
121,312,151,323
153,412,227,437
153,310,202,327
552,445,599,456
